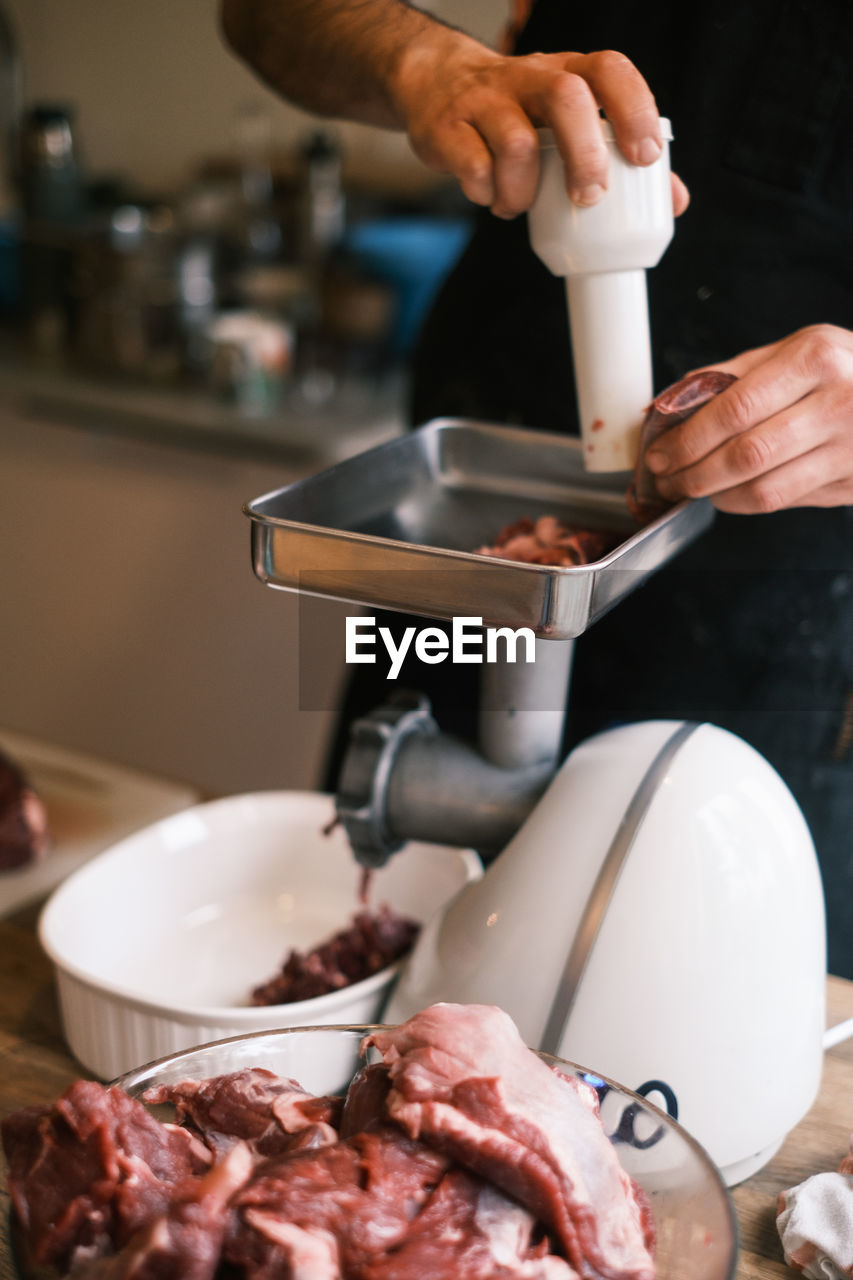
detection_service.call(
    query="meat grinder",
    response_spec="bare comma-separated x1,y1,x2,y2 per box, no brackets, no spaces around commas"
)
331,116,680,861
251,118,682,859
244,122,826,1186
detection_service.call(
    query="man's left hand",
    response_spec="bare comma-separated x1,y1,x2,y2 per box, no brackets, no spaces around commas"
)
645,324,853,513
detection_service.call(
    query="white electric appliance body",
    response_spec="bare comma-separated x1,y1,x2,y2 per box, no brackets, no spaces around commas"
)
386,720,827,1186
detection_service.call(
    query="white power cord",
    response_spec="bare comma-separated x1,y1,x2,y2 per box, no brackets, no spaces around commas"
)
824,1017,853,1050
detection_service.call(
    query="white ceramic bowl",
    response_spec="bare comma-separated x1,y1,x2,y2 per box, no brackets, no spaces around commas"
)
39,791,481,1080
115,1026,738,1280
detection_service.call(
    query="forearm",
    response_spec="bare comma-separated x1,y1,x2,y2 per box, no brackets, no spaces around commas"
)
219,0,487,130
220,0,678,218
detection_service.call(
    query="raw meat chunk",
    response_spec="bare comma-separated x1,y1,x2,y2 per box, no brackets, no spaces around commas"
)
475,516,618,567
361,1165,580,1280
226,1126,450,1277
339,1064,393,1138
2,1002,658,1280
2,1080,210,1274
365,1003,655,1280
72,1142,253,1280
0,748,50,871
144,1067,342,1158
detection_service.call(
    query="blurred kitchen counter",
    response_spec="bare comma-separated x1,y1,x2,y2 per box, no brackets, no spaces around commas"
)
0,348,405,467
0,911,851,1280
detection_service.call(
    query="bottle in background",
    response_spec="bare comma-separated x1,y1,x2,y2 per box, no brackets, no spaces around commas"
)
298,130,345,265
20,103,86,354
0,4,21,318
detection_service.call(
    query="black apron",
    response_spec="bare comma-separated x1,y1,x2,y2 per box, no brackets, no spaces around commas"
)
345,1,853,974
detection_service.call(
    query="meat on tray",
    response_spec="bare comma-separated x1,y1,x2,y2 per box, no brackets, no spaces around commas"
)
0,747,50,871
475,370,739,568
474,515,620,567
249,904,420,1006
2,1002,657,1280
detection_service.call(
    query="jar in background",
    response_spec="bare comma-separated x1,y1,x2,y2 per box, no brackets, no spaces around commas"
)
206,309,294,415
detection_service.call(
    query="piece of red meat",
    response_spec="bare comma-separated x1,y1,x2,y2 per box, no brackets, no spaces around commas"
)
627,370,738,524
226,1125,450,1278
143,1067,342,1159
3,1007,659,1280
475,516,618,568
361,1165,580,1280
70,1141,253,1280
2,1080,210,1274
0,748,50,871
236,1215,341,1280
364,1003,655,1280
339,1064,393,1139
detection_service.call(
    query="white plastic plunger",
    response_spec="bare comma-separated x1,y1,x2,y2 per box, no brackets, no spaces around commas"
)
527,121,675,471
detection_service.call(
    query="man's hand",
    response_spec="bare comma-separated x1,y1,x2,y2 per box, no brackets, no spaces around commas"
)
221,0,688,218
393,40,689,218
644,325,853,513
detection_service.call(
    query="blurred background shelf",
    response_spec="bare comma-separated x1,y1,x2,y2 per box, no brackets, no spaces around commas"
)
0,348,405,466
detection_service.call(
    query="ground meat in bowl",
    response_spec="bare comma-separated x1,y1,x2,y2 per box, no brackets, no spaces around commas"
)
249,905,420,1006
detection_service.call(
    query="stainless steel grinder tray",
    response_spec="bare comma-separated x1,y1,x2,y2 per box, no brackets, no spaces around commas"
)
245,418,713,639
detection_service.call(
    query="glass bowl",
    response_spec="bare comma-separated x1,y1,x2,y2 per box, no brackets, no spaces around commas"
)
117,1023,738,1280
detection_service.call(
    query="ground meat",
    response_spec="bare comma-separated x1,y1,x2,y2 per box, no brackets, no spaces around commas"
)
0,748,50,871
249,905,420,1006
474,516,620,567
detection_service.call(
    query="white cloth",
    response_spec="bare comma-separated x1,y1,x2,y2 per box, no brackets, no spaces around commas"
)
778,1171,853,1279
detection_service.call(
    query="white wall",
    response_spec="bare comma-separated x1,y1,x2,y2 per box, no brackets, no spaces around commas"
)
0,402,354,796
4,0,501,198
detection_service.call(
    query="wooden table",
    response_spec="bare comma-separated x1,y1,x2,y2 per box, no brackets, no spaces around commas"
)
0,908,850,1279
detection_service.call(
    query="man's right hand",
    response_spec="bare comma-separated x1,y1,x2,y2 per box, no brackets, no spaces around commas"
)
392,38,690,219
221,0,689,219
